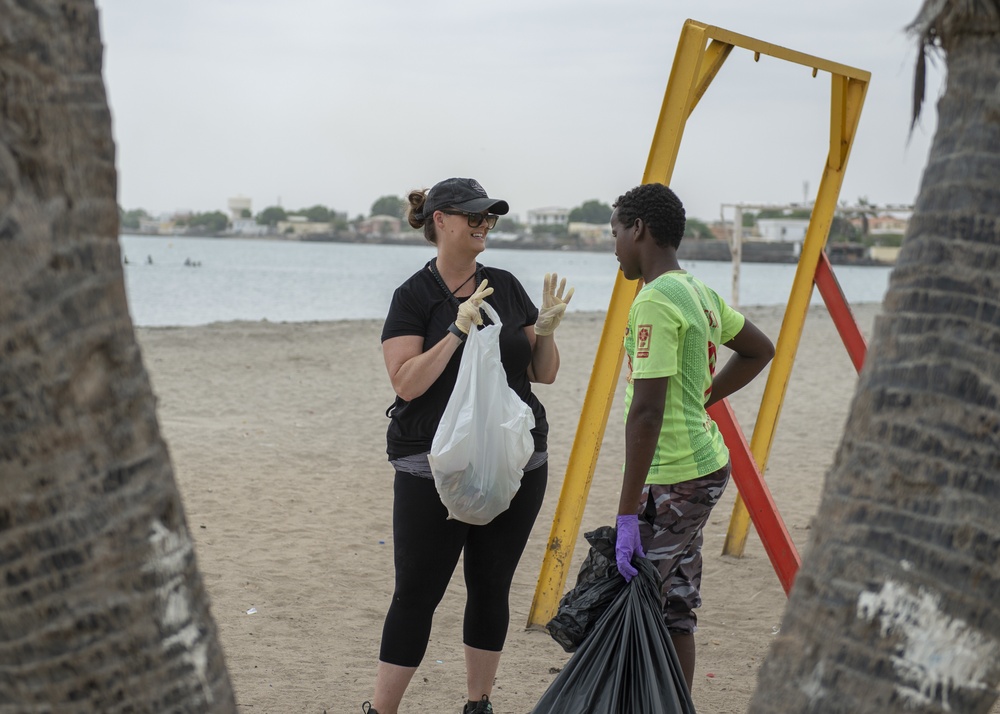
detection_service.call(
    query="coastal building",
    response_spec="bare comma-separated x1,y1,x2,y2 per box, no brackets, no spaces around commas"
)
486,231,519,243
228,195,252,221
755,217,811,243
276,215,332,238
138,215,179,235
568,221,612,246
709,221,731,241
867,214,909,235
358,214,402,238
231,219,269,236
870,245,902,263
227,195,270,236
526,207,569,226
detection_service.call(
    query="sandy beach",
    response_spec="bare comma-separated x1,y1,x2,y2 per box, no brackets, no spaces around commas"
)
136,301,880,713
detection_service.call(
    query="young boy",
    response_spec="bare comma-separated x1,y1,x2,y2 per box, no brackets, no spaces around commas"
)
610,183,775,692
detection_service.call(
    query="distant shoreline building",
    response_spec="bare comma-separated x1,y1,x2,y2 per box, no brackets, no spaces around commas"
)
526,207,568,227
755,217,811,243
357,214,402,238
567,221,612,246
276,215,333,238
228,195,269,236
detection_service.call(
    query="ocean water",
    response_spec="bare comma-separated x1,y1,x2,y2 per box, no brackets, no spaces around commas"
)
119,234,893,328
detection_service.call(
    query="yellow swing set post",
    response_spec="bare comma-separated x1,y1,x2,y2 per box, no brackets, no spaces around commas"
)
526,19,869,629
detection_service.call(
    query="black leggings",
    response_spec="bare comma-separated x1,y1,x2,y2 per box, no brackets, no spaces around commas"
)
378,463,547,667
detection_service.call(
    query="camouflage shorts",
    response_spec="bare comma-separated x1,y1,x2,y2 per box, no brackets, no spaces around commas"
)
636,463,731,634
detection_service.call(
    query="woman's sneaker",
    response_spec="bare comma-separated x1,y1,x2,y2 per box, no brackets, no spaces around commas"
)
361,702,379,713
463,695,493,714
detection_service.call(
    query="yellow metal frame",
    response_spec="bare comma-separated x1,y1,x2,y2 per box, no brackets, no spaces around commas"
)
527,19,869,629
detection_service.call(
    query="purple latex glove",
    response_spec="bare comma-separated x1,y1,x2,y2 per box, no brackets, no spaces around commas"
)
615,514,645,583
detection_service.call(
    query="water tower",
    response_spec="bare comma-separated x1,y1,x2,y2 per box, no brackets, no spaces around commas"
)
228,195,252,222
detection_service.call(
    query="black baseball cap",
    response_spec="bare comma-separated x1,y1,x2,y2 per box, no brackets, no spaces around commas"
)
423,178,510,217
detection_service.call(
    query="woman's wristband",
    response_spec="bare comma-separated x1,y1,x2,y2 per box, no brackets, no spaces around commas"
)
448,322,468,342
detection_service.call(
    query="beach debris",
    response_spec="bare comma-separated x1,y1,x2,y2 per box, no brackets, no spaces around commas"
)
246,607,257,615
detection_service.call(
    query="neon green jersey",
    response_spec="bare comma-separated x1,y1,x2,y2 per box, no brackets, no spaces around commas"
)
623,271,745,484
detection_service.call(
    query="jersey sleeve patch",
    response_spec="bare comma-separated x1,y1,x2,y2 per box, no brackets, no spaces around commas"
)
636,323,653,358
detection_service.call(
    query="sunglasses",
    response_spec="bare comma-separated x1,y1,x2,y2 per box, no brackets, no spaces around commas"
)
441,210,499,230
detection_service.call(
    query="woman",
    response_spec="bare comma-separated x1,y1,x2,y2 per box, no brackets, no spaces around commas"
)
364,178,573,714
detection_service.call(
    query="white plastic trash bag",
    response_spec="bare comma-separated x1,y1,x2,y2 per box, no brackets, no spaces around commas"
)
429,302,535,525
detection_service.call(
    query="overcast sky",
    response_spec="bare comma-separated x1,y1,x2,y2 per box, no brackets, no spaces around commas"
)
94,1,943,223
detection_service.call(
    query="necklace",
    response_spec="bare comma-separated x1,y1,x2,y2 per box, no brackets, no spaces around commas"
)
428,259,481,307
451,270,477,294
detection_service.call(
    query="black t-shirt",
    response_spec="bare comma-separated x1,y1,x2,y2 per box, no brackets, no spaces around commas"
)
381,261,547,459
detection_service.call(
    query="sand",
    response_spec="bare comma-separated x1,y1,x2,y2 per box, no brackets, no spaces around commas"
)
135,301,880,713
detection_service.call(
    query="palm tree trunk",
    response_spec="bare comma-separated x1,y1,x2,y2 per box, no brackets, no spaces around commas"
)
0,2,237,710
748,3,1000,713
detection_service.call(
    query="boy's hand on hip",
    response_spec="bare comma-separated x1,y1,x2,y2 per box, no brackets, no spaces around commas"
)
615,514,644,583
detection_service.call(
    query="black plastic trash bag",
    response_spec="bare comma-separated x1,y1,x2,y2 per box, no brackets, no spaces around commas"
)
532,525,696,714
545,526,624,652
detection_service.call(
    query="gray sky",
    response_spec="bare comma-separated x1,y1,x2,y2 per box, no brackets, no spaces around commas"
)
95,1,943,223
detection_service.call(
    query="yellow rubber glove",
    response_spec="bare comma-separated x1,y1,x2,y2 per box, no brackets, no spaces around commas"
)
455,279,494,334
534,273,574,336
